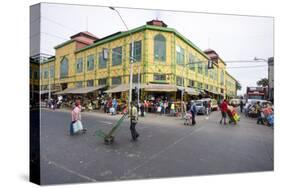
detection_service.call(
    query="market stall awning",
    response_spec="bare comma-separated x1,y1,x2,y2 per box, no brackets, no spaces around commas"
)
104,84,146,93
176,86,199,95
54,85,106,95
69,85,107,94
198,89,205,94
35,90,58,95
144,84,177,92
186,87,199,95
54,87,78,95
204,89,223,96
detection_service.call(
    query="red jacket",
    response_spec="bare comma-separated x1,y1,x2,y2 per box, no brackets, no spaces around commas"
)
220,101,228,112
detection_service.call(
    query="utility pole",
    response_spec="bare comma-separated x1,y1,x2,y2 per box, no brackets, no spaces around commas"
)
48,62,51,102
109,7,134,116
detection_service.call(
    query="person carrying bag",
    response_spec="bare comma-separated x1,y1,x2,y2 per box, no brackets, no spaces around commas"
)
70,100,87,135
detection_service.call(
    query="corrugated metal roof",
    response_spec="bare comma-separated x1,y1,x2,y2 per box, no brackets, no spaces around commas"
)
177,86,199,95
70,85,107,94
104,84,146,93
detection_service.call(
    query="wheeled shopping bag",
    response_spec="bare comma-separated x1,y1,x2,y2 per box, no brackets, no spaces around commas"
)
184,112,192,125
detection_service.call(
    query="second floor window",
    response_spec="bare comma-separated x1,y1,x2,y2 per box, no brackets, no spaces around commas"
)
204,64,208,77
30,69,32,79
43,68,48,79
176,76,183,86
60,57,69,79
132,74,141,83
50,65,54,78
130,40,142,62
176,45,185,66
87,55,94,71
76,57,83,73
154,34,166,61
87,80,94,87
189,80,195,87
154,74,166,81
198,62,203,74
99,52,107,69
76,81,83,88
189,53,196,71
34,70,38,80
220,70,224,85
112,76,122,85
213,68,218,81
98,78,107,85
112,47,122,66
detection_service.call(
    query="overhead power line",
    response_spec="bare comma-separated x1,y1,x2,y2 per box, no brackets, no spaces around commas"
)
226,65,267,69
41,16,79,33
224,60,268,64
30,31,68,41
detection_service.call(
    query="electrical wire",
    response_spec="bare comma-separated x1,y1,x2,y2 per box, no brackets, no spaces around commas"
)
30,31,68,41
224,60,268,63
226,65,267,69
41,16,79,33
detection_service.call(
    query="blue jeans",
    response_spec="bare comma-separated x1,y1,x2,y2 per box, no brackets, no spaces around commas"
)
70,121,75,135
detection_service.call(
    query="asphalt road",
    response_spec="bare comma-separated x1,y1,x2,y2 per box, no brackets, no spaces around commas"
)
39,109,273,185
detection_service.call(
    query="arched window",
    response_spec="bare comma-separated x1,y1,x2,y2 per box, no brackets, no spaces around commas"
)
60,57,69,79
154,34,166,61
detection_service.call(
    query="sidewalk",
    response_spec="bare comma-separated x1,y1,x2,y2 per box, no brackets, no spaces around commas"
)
43,107,218,127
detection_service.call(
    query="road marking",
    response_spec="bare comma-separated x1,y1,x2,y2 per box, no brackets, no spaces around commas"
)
98,121,113,125
41,155,97,182
121,125,205,178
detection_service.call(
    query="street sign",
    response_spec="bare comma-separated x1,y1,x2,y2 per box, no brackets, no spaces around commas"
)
103,48,109,60
208,60,213,69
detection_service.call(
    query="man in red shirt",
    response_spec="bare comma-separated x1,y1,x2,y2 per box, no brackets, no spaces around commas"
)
220,99,228,125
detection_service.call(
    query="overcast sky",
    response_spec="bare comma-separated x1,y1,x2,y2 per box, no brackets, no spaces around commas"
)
30,3,274,95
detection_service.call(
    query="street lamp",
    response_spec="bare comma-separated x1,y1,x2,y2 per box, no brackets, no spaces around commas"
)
180,63,186,119
254,57,271,101
254,57,267,62
109,6,134,116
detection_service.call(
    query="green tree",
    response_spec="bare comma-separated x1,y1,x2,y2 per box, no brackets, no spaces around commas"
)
257,78,268,87
236,81,242,91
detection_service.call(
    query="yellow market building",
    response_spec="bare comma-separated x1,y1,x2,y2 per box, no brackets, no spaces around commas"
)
38,20,237,103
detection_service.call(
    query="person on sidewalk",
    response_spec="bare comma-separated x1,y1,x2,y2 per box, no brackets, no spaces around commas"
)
219,99,228,125
130,102,139,141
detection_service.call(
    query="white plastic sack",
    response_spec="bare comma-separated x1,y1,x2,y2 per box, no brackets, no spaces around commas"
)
109,107,115,113
157,106,161,112
72,120,83,133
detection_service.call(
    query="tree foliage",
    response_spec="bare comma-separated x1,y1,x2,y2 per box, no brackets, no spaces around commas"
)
236,81,242,91
257,78,268,87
